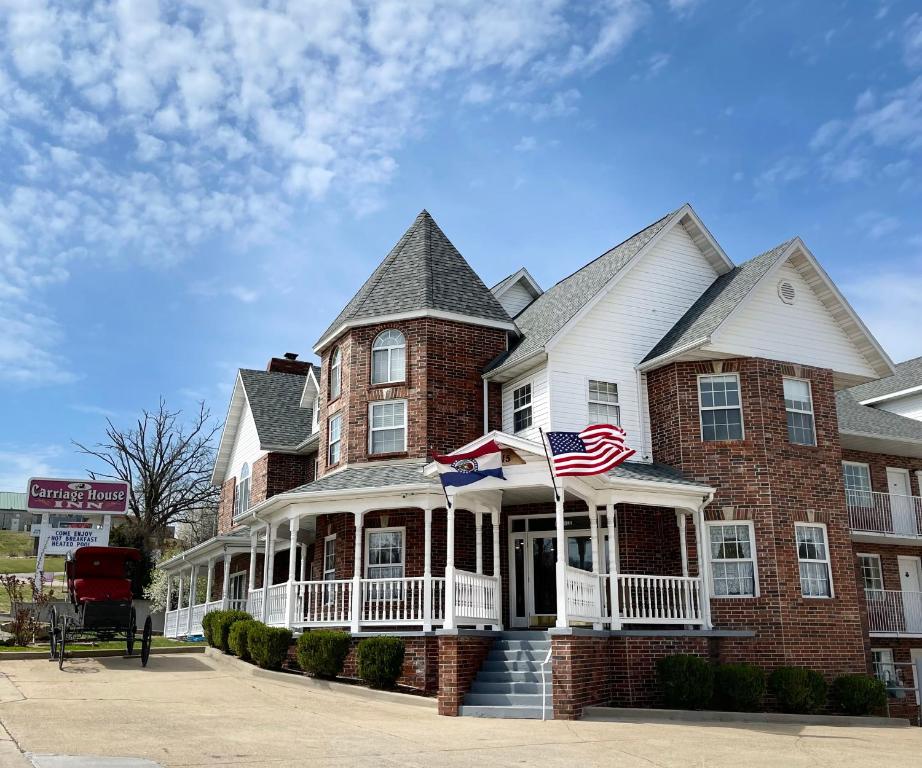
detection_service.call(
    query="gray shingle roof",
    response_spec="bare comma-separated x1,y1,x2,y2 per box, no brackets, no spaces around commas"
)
487,209,679,375
317,211,512,345
642,239,795,364
239,369,314,449
847,356,922,402
836,390,922,443
290,462,437,494
608,462,707,487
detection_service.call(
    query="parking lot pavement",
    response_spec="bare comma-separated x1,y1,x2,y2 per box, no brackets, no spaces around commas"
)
0,654,919,768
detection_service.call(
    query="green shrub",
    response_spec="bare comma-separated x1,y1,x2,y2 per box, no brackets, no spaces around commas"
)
211,610,252,653
713,663,765,712
656,654,714,710
356,636,405,689
228,619,260,661
247,623,292,670
830,674,887,716
296,630,352,678
201,610,218,648
768,667,827,714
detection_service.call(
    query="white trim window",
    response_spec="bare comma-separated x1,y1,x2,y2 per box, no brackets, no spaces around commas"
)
371,329,406,384
369,400,407,454
784,378,816,446
796,523,833,597
365,527,404,599
708,522,758,597
234,463,251,518
842,462,872,508
588,379,620,425
329,347,341,400
699,374,743,441
328,413,342,466
871,648,897,685
322,534,336,604
513,383,532,433
857,553,884,591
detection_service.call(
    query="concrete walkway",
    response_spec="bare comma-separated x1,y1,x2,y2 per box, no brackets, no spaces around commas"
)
0,655,919,767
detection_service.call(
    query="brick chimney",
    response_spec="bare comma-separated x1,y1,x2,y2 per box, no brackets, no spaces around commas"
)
266,352,311,376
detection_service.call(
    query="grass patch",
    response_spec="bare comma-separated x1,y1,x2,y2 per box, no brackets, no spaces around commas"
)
0,531,34,558
0,556,67,575
0,637,206,653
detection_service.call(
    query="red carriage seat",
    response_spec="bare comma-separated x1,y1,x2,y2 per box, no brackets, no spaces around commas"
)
67,546,140,604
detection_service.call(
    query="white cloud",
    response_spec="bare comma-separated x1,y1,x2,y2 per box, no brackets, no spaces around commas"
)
462,83,494,104
904,13,922,69
647,52,671,77
514,136,538,152
0,445,81,491
844,267,922,361
754,156,806,191
856,210,900,239
669,0,701,15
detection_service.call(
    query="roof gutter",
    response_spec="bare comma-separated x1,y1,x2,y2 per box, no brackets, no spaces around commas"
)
859,384,922,406
637,337,711,373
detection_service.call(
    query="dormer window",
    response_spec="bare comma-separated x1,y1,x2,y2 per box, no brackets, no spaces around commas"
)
371,329,405,384
234,463,251,518
329,347,341,400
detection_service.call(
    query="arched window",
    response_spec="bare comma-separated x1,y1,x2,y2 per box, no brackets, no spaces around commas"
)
371,329,405,384
235,463,251,518
329,347,341,399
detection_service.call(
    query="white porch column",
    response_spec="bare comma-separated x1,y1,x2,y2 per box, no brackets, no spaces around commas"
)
299,543,308,582
205,558,215,603
351,510,364,632
491,508,502,630
676,511,689,578
474,510,484,630
606,502,620,630
590,506,602,630
261,523,275,623
286,519,299,627
185,565,197,634
554,489,567,628
248,529,258,592
165,573,173,615
177,571,184,611
444,499,456,630
423,504,433,632
221,552,231,610
693,504,713,629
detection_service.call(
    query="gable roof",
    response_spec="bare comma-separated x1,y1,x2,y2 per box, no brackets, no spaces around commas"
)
315,210,514,351
239,369,314,450
848,356,922,404
836,389,922,445
492,267,542,299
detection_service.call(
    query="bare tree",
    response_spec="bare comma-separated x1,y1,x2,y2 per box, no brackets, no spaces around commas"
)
74,399,221,550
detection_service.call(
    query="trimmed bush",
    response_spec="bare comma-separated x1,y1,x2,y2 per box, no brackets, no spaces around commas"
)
830,674,887,716
768,667,827,714
713,663,765,712
247,623,293,670
356,636,405,689
211,610,252,653
296,630,351,678
228,619,260,661
201,610,218,648
656,654,714,710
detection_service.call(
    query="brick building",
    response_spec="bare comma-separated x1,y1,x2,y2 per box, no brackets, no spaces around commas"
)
159,205,922,720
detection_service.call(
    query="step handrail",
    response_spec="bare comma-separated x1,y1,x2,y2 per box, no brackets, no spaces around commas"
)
540,643,552,721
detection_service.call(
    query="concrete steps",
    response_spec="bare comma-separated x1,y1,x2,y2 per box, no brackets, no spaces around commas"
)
459,631,552,720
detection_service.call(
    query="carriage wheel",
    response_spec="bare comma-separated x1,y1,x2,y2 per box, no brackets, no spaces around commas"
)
140,616,153,667
126,609,137,656
58,617,68,670
49,608,58,660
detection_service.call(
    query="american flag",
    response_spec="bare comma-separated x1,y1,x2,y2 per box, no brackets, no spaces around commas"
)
545,424,636,477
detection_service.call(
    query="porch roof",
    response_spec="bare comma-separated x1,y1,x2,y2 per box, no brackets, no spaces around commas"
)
158,532,252,572
289,461,437,494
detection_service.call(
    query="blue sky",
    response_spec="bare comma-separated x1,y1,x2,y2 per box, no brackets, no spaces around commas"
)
1,0,921,489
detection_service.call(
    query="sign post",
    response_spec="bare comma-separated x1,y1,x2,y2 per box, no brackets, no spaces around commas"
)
27,478,130,590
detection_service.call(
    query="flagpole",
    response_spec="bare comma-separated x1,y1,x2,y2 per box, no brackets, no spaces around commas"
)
538,427,560,502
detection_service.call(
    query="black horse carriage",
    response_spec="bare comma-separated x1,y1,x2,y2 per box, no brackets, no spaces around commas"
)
49,546,153,669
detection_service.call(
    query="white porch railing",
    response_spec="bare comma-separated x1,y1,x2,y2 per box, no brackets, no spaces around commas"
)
247,588,264,618
164,609,180,638
616,574,703,625
564,565,604,623
847,490,922,537
452,569,500,625
867,589,922,635
228,598,248,612
297,579,353,626
361,577,432,625
266,583,288,626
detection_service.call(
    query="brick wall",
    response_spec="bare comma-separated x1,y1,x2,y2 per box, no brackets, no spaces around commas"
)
609,636,715,709
437,634,494,715
551,634,613,719
646,357,867,679
841,448,922,495
217,477,236,534
339,636,440,693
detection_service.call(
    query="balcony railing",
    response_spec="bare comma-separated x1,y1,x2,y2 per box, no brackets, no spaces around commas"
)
847,490,922,537
866,589,922,635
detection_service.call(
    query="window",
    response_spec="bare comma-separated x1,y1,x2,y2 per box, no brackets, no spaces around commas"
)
328,413,342,466
371,329,405,384
365,528,404,599
513,383,532,433
323,536,336,580
708,522,758,597
329,347,341,400
369,400,407,454
842,462,872,508
234,463,251,518
784,378,815,446
858,554,884,591
699,374,743,441
796,523,833,597
588,380,620,425
871,649,896,685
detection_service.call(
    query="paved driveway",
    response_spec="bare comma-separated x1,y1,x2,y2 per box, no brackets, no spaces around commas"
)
0,654,918,768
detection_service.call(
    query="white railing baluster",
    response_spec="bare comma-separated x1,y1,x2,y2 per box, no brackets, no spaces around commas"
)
610,574,704,626
847,490,922,537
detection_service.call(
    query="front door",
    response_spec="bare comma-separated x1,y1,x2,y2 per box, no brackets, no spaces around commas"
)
897,556,922,633
888,468,917,535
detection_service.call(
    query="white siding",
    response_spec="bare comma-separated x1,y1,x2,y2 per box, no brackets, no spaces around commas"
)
502,367,550,442
497,281,536,317
878,392,922,422
547,225,720,460
710,262,878,378
224,402,265,484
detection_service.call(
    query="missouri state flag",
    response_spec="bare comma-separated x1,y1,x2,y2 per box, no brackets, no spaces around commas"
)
432,440,505,489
